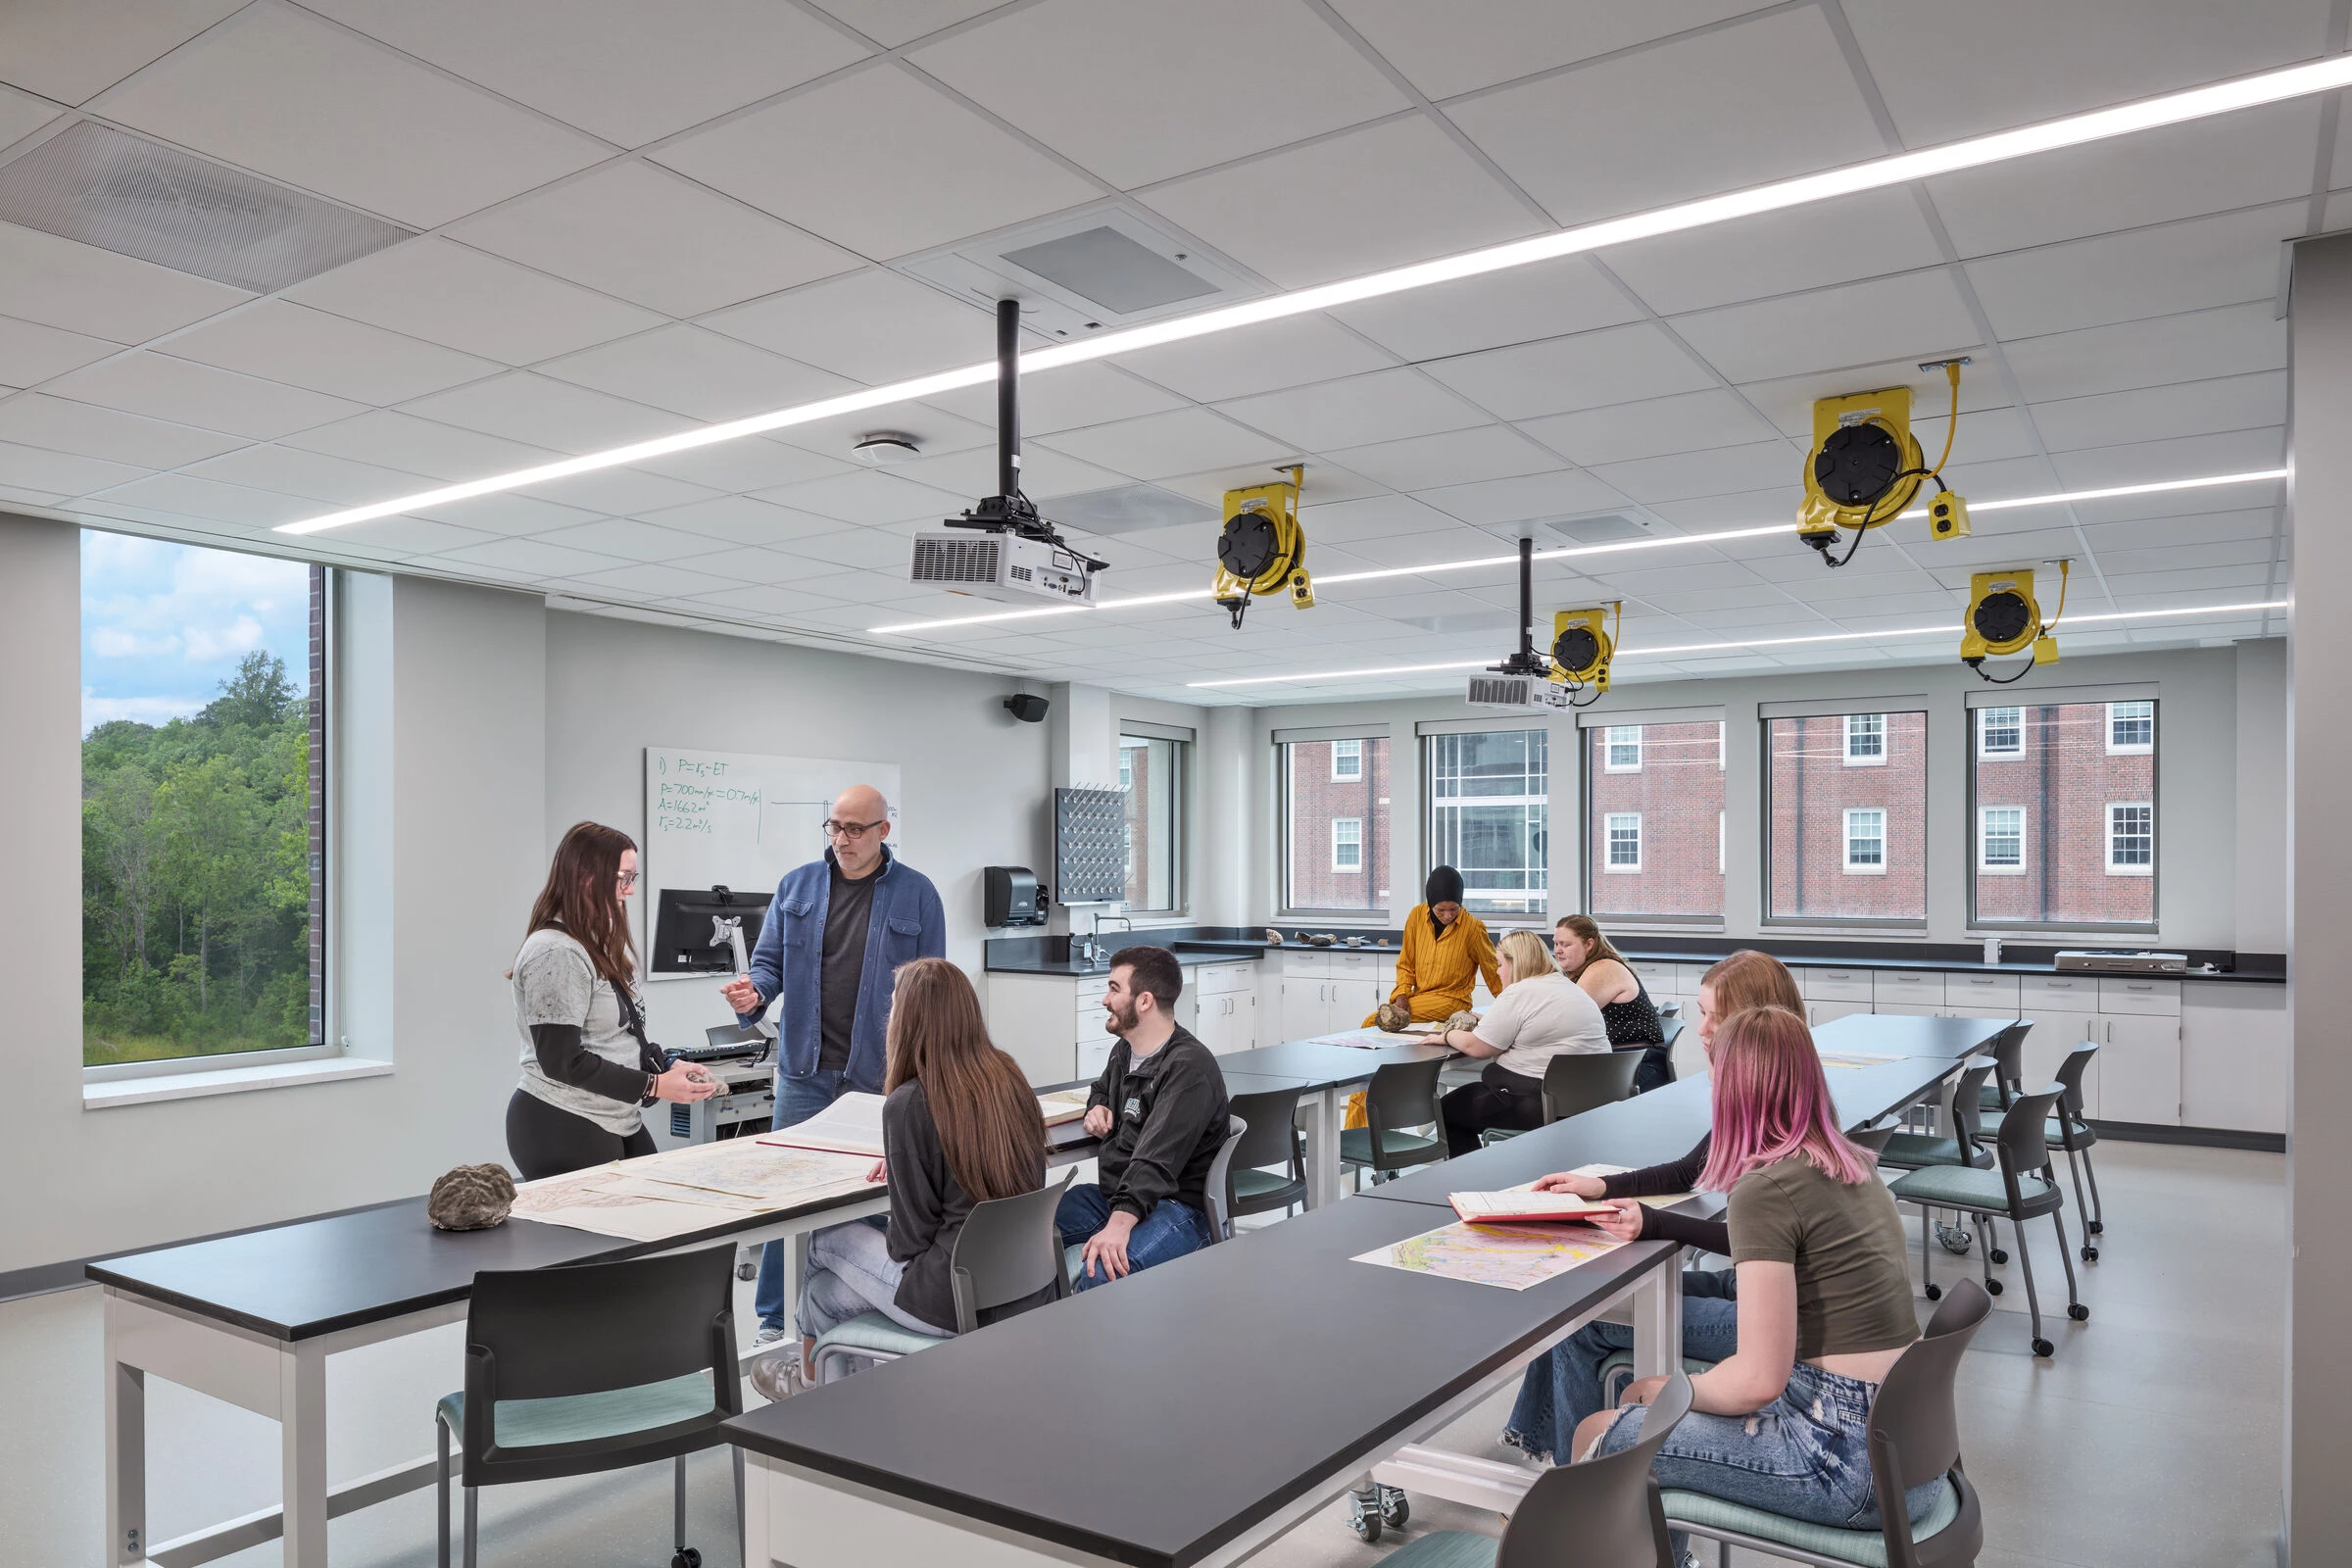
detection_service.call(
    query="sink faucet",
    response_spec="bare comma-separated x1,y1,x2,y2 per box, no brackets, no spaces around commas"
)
1082,908,1132,968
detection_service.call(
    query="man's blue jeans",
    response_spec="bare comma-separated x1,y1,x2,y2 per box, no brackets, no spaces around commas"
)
1054,1181,1214,1292
755,1068,849,1331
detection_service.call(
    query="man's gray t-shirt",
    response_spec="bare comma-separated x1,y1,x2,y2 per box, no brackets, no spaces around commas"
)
513,927,644,1136
818,861,877,1074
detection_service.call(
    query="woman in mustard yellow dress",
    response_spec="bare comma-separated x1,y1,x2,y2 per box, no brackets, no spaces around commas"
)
1365,865,1500,1027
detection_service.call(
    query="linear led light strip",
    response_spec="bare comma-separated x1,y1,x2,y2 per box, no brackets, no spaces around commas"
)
865,468,2288,634
1184,601,2291,687
271,45,2352,539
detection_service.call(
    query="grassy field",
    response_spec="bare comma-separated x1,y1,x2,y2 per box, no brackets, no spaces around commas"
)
82,1031,290,1068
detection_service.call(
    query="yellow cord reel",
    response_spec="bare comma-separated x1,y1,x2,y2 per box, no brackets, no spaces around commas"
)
1797,361,1968,567
1550,604,1620,699
1962,563,2068,682
1212,465,1313,630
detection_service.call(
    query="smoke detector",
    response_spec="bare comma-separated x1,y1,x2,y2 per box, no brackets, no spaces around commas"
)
852,432,920,466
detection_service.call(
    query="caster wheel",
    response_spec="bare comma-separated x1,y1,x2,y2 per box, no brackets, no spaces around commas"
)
1936,1225,1973,1256
2087,1220,2104,1236
1988,1248,2009,1265
1984,1278,2003,1297
1347,1496,1381,1544
736,1263,757,1281
1379,1486,1410,1529
2033,1338,2055,1358
2068,1302,2090,1321
1923,1282,1942,1301
2081,1247,2099,1263
673,1550,702,1568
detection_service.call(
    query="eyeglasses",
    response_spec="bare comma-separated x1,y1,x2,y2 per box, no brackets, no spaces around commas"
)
824,818,888,840
616,869,640,889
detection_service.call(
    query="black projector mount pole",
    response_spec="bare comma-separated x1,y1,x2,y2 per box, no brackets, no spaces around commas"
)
949,299,1104,568
1489,536,1550,676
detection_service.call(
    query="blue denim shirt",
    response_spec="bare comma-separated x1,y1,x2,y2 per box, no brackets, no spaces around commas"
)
736,844,946,1091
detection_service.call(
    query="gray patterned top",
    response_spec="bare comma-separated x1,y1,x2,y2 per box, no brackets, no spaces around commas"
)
513,927,643,1136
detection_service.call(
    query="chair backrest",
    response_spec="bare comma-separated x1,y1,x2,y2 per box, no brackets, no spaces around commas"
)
1541,1050,1642,1123
2051,1041,2097,1123
1990,1088,2064,1200
1847,1114,1904,1158
1658,1013,1685,1047
1497,1373,1692,1568
1365,1056,1446,1156
1940,1060,1993,1149
1201,1115,1247,1242
466,1244,738,1407
1226,1087,1304,1177
1989,1020,2030,1091
1867,1279,1991,1568
949,1168,1076,1333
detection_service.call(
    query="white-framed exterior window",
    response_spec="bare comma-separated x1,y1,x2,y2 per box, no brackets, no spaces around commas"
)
1978,707,2023,758
1717,810,1725,873
1979,806,2027,873
1844,712,1886,765
1331,737,1363,781
1604,812,1642,872
1603,726,1642,772
2107,701,2154,754
1843,808,1886,873
1718,720,1726,769
2107,802,2154,875
1332,816,1363,872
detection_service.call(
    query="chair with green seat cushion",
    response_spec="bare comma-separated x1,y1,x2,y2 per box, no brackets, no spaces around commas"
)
434,1243,742,1568
1666,1279,1989,1568
1226,1088,1309,1222
1481,1051,1642,1146
808,1170,1074,1385
1598,1348,1717,1408
2043,1041,2104,1251
1370,1373,1691,1563
1340,1056,1447,1187
1876,1062,1993,1174
1972,1019,2032,1114
1887,1090,2084,1357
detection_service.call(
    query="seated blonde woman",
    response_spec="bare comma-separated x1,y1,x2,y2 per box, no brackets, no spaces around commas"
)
1435,930,1609,1155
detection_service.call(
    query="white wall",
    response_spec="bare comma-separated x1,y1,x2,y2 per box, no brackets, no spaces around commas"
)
2236,635,2288,955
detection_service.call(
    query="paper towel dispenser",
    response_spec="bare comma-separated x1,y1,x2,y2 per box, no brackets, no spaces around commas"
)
985,866,1047,928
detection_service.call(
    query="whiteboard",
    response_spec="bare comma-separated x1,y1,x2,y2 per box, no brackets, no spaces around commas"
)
640,747,903,983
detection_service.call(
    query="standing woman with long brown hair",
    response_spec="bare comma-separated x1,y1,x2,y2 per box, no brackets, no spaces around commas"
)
757,957,1051,1397
508,822,717,1180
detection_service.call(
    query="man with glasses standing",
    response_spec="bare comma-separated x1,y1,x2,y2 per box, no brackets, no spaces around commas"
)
721,783,944,1347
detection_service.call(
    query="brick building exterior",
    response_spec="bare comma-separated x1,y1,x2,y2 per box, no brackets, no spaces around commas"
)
1429,728,1547,916
1586,720,1725,919
1973,701,2155,925
1285,737,1391,911
1767,711,1929,921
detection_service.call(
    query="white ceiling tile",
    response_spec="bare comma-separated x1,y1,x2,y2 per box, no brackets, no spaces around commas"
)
805,0,1001,47
1412,468,1628,526
634,494,848,547
1928,101,2321,257
1152,460,1384,510
564,561,746,599
0,391,245,468
280,410,559,480
518,467,721,517
94,5,608,227
434,536,634,578
1518,388,1782,466
1601,189,1946,317
2001,302,2286,405
1421,322,1717,421
1214,368,1486,452
0,438,147,495
411,491,603,537
163,301,502,404
1333,257,1643,364
1141,116,1542,289
925,362,1188,434
284,238,666,366
2082,508,2278,553
0,82,61,150
913,0,1404,188
891,445,1128,503
1670,271,1981,384
686,579,857,616
1038,407,1295,479
1920,406,2039,466
0,220,248,342
766,403,997,466
2047,427,2284,491
2031,371,2286,454
398,371,688,454
1329,424,1561,490
782,527,921,570
304,0,869,147
1107,315,1396,403
0,0,244,104
1585,442,1795,504
757,469,970,524
0,313,122,386
652,65,1101,260
629,437,858,494
2092,537,2278,576
1844,0,2331,145
1328,0,1773,100
536,324,856,421
44,353,365,440
652,544,825,586
702,269,1001,384
325,514,499,556
1448,9,1886,227
1966,203,2304,341
1301,493,1461,544
1733,357,2013,440
449,162,862,318
90,471,318,525
180,443,432,504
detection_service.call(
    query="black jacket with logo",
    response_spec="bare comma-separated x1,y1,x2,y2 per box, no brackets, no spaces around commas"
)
1084,1025,1231,1222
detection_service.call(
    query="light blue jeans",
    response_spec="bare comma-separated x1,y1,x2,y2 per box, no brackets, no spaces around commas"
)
756,1068,848,1330
795,1215,951,1345
1504,1274,1741,1464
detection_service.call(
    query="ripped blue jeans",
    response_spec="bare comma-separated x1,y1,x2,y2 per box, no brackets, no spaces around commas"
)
1597,1360,1944,1534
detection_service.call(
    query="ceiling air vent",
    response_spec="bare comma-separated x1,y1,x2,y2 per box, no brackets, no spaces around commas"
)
1046,483,1216,537
0,122,414,293
903,204,1256,341
1543,513,1652,546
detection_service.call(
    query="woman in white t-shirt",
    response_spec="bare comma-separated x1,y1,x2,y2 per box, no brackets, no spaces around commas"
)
1436,929,1609,1155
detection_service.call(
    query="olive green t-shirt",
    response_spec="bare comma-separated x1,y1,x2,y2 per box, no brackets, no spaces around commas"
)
1728,1155,1919,1360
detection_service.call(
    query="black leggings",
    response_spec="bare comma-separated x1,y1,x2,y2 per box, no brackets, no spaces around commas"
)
506,1089,656,1181
1441,1070,1546,1157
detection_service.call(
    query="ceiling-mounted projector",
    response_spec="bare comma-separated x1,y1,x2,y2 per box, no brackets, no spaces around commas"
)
1463,536,1603,711
909,299,1104,608
1467,672,1578,711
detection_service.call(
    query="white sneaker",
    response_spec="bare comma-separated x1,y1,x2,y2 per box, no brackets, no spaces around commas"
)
747,1349,810,1403
751,1325,789,1349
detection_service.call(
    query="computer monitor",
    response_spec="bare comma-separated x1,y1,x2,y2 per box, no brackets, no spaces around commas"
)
650,885,770,974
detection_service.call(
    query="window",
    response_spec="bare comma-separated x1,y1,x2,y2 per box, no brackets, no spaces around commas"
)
1603,726,1642,771
1844,712,1886,765
1604,813,1642,871
1843,808,1886,873
1979,807,2026,873
1970,702,2156,925
1765,710,1925,923
81,533,328,1070
1282,737,1389,912
1119,734,1183,913
1979,707,2023,758
1332,817,1363,871
1425,729,1546,915
2107,803,2154,875
1585,719,1723,920
1331,738,1362,781
2107,701,2155,754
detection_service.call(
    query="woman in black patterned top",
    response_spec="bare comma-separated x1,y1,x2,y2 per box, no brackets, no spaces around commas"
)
1552,914,1671,1092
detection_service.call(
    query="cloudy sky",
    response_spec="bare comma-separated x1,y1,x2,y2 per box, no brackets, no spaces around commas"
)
80,531,311,736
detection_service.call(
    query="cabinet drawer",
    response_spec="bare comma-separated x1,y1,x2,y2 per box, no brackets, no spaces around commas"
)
1073,976,1111,1012
1282,952,1331,978
1801,967,1873,1004
2019,973,2095,1012
1873,970,1945,1005
1626,958,1677,989
2098,977,2180,1015
1077,1038,1114,1078
1194,961,1255,997
1673,963,1713,996
1943,971,2020,1012
1326,951,1382,983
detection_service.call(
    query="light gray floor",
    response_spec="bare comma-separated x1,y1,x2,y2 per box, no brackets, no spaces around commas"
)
2,1141,2280,1568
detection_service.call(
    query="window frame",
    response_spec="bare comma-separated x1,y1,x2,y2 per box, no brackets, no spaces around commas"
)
1330,737,1362,781
1978,707,2023,759
1117,732,1186,915
1842,807,1886,874
2106,801,2155,876
1331,815,1363,872
1977,805,2027,875
1967,697,2160,930
1843,712,1886,766
1603,812,1642,873
2106,700,2155,755
1603,726,1642,772
1422,727,1547,917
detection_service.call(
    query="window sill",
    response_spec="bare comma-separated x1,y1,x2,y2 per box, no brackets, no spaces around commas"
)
83,1055,394,1110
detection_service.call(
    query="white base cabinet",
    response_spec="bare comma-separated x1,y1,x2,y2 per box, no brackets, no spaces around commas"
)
2095,1012,2182,1125
990,960,1257,1087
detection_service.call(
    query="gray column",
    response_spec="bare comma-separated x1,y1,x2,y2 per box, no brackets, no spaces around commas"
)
1198,705,1255,927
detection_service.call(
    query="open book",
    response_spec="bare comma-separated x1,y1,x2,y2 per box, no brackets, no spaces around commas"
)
1038,1089,1093,1127
1449,1190,1617,1225
759,1089,1095,1156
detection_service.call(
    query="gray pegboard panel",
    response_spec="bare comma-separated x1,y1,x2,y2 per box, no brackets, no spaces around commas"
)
1054,786,1128,904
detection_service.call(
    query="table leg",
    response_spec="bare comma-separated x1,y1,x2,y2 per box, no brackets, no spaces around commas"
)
279,1342,329,1567
1629,1252,1685,1382
104,1300,146,1566
1300,1089,1339,1209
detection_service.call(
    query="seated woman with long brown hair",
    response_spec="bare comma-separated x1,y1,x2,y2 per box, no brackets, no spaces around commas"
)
756,957,1051,1397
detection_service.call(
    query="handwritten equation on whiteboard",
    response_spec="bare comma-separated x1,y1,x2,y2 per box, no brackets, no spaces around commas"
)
651,753,765,839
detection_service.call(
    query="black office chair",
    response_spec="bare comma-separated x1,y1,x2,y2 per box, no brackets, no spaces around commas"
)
1366,1374,1694,1560
1340,1057,1446,1186
1973,1019,2033,1113
436,1245,741,1568
1226,1087,1309,1224
1481,1052,1642,1146
1848,1113,1905,1159
2045,1042,2105,1254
